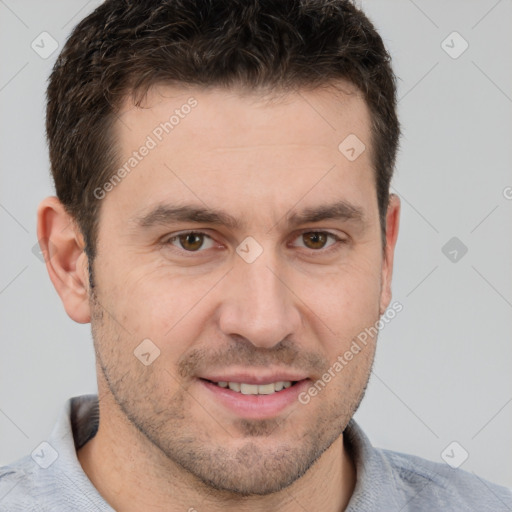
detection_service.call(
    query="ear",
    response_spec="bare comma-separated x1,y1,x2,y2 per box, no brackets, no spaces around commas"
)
37,197,91,323
379,193,400,315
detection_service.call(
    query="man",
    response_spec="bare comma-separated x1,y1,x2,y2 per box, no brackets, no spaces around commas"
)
0,0,510,510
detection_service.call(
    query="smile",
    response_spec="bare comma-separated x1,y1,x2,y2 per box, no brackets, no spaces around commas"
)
211,381,294,395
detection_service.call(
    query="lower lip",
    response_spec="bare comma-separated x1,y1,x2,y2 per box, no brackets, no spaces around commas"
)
200,379,310,419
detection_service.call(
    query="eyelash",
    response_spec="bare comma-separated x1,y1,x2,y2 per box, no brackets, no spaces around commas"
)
162,230,347,256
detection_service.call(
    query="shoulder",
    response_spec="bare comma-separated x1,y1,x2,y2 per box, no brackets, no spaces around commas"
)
0,450,107,512
0,395,106,512
381,447,512,511
344,420,512,511
0,455,49,512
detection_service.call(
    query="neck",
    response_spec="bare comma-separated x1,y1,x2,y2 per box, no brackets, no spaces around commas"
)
77,392,356,512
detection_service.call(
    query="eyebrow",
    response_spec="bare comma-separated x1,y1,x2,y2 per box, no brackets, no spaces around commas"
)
132,199,365,231
133,204,241,230
286,201,364,226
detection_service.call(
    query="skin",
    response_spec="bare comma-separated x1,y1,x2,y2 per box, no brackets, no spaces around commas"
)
38,83,400,512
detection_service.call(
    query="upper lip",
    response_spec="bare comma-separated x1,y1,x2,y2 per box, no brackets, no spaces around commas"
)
199,370,309,385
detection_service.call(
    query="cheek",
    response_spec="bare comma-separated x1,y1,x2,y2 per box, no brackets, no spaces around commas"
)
94,238,383,361
107,265,222,352
295,252,383,332
295,261,382,379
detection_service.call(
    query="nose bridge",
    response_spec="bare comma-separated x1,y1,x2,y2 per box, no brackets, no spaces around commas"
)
219,249,299,347
246,258,284,312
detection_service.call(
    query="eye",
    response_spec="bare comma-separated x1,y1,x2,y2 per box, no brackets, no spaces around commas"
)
291,231,342,250
167,231,215,252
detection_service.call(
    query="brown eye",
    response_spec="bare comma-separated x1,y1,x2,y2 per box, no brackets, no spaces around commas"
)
179,233,204,251
302,232,328,249
169,232,214,251
291,231,342,252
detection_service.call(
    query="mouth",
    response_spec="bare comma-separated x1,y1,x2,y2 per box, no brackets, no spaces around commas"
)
197,376,310,419
201,379,297,395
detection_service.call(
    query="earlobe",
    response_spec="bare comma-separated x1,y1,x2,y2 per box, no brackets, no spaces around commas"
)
37,197,92,324
379,193,401,315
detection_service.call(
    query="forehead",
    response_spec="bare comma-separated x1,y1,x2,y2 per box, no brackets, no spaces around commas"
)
104,83,376,228
118,81,370,148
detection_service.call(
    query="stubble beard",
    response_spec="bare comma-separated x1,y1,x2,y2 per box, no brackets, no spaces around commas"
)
90,290,375,497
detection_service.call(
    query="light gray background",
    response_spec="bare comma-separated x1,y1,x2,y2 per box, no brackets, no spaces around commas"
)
1,0,511,490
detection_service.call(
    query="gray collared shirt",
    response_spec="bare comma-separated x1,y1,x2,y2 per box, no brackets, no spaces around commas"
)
1,395,511,511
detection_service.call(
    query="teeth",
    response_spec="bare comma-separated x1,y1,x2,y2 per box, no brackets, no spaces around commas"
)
228,382,241,392
240,383,258,395
218,381,293,395
257,383,276,395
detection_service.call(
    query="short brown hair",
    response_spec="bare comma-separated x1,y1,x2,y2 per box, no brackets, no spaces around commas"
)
46,0,400,264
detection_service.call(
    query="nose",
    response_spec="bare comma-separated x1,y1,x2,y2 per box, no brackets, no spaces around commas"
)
217,252,302,349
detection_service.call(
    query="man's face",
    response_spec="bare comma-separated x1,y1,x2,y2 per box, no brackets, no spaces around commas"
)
89,84,395,495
